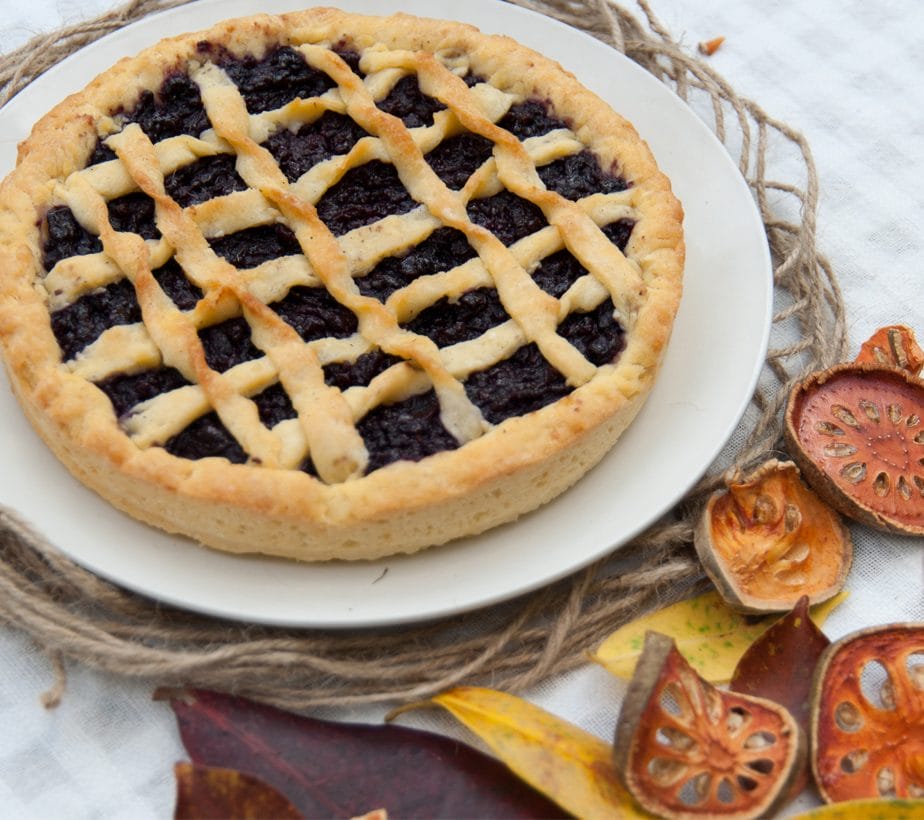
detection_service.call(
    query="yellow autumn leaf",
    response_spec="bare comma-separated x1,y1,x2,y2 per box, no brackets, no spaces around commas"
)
426,686,649,820
792,799,924,819
593,589,846,682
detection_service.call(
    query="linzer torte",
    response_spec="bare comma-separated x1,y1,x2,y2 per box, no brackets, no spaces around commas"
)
0,8,684,561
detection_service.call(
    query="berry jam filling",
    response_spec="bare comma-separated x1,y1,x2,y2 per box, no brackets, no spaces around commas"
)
264,111,368,182
464,343,570,425
358,389,459,472
323,349,403,390
165,412,248,463
358,227,476,302
467,190,547,246
215,46,335,114
107,192,159,240
559,299,624,366
199,316,262,372
377,75,445,127
539,150,628,200
209,224,301,269
103,72,209,154
530,219,635,297
425,132,494,190
153,259,203,310
404,287,508,347
531,249,588,298
132,72,209,142
51,278,141,361
96,366,190,418
253,382,297,428
498,99,568,140
165,154,247,207
270,285,357,341
316,160,418,235
43,206,102,270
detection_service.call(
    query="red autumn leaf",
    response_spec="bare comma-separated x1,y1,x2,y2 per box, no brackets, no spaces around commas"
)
729,595,831,795
174,762,302,819
729,595,831,731
166,689,567,819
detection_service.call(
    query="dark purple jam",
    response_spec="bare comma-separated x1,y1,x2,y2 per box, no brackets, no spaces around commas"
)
43,206,102,270
404,287,508,347
558,299,624,366
107,192,159,240
152,259,203,310
315,160,417,235
270,285,357,342
216,46,335,114
538,150,628,200
253,382,297,428
425,132,494,190
529,221,634,297
209,224,301,269
464,343,570,425
50,278,141,361
165,154,247,207
602,218,635,250
357,389,459,472
498,99,567,139
531,249,588,298
377,75,445,127
357,227,476,302
165,412,247,463
198,316,262,372
265,112,368,182
119,72,209,144
323,349,403,390
467,190,547,246
96,366,190,418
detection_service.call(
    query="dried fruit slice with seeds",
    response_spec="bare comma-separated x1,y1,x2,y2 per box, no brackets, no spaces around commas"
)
694,459,852,613
810,623,924,803
855,325,924,376
614,631,805,819
785,363,924,536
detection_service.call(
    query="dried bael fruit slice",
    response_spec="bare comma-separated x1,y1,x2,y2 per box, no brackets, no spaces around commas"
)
694,459,852,613
810,623,924,803
614,631,805,819
855,325,924,376
785,363,924,536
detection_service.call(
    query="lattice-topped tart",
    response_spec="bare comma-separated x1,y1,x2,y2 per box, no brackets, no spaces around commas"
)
0,8,683,561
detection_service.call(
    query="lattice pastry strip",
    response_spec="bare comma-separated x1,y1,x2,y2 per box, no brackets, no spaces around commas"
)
0,8,684,560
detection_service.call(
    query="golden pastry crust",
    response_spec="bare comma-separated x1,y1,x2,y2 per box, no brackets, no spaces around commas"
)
0,8,684,561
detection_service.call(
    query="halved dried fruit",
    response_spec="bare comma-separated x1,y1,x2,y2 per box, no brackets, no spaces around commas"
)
856,325,924,376
614,631,806,819
694,460,852,613
810,623,924,803
785,363,924,536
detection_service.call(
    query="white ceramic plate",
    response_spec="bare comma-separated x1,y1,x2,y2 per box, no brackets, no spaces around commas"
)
0,0,772,627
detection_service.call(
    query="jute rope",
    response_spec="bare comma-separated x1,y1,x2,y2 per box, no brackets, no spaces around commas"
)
0,0,846,709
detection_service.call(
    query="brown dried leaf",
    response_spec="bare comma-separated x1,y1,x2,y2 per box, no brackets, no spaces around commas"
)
174,762,302,819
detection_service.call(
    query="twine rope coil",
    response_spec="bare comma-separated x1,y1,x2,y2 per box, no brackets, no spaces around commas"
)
0,0,845,709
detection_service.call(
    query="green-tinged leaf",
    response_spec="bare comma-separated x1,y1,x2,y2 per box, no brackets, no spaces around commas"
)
792,799,924,819
174,762,303,819
593,589,846,682
425,686,650,819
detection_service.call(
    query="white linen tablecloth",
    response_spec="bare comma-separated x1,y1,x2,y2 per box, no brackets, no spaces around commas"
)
1,1,922,816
